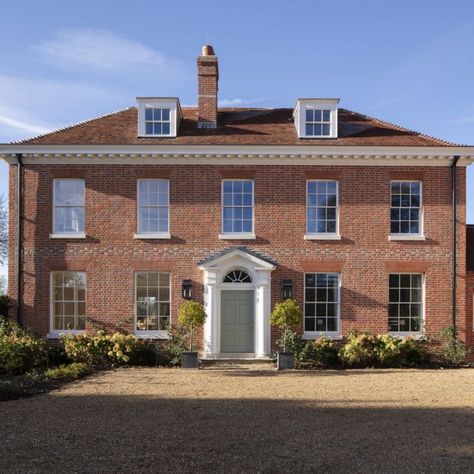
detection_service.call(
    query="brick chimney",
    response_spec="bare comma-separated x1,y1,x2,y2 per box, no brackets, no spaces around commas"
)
197,45,218,128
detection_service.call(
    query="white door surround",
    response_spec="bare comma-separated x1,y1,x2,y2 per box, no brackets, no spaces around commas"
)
198,248,276,359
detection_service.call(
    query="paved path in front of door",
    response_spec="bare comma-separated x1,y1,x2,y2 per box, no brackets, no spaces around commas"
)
1,367,473,473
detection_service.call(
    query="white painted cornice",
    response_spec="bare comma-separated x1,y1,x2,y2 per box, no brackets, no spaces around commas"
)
0,144,473,166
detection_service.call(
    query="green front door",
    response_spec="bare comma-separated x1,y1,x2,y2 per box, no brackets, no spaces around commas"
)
221,290,254,353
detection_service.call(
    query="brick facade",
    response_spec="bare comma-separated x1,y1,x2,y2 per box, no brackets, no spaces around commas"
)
7,162,471,352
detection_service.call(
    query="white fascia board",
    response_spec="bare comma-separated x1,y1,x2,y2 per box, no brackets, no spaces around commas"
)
1,144,474,156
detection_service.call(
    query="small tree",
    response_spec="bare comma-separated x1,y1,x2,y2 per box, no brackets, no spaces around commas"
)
178,301,207,352
270,298,302,352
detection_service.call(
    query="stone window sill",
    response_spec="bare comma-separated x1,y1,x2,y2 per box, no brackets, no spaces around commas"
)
134,233,171,240
389,234,426,241
219,233,256,240
304,234,341,241
49,233,86,239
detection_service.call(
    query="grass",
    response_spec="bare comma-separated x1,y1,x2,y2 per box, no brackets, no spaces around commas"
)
0,362,92,401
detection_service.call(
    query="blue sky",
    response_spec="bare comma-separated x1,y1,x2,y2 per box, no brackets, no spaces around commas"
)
1,0,474,230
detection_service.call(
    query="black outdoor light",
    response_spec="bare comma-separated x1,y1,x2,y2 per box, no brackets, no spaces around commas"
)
182,279,193,300
282,279,293,299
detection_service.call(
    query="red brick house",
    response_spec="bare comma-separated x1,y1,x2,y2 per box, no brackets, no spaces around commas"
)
1,45,473,359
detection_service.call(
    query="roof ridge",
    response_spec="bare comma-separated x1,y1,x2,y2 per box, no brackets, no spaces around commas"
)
11,107,134,145
340,108,463,147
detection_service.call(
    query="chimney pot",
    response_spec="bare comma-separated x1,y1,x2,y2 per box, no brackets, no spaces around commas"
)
201,44,215,56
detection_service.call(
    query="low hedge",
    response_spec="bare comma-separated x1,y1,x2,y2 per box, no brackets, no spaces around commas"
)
279,330,431,368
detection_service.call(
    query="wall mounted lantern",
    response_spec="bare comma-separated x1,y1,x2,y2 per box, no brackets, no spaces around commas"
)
182,279,193,300
282,279,293,299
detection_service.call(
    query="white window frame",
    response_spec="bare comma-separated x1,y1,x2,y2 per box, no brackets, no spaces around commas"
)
219,179,255,240
388,272,425,337
137,98,181,138
303,272,341,339
389,180,425,241
135,179,171,239
134,271,171,339
294,99,339,139
50,178,86,239
304,180,340,240
48,271,86,338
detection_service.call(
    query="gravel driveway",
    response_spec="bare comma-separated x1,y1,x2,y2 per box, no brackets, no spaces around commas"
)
1,367,473,473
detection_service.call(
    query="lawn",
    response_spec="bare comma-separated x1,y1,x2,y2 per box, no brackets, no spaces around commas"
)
0,367,472,473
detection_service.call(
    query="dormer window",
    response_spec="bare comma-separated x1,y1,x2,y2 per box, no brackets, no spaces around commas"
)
145,108,171,136
294,98,339,139
305,109,331,137
137,97,181,138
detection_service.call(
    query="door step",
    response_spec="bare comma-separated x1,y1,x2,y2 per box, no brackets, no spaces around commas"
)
200,358,274,369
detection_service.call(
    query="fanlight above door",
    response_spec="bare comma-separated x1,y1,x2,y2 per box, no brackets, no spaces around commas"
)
223,269,252,283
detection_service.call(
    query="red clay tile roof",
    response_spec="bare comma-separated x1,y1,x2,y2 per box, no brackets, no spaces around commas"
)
16,107,460,147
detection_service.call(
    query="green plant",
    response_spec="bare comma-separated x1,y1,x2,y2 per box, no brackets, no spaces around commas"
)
276,330,306,360
44,362,91,381
270,298,302,352
129,341,157,366
436,326,470,365
177,301,207,351
165,325,188,365
62,331,138,366
375,334,429,367
0,319,46,374
339,331,379,367
311,336,340,368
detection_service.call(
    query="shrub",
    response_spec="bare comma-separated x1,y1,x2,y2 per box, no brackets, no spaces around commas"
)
178,301,207,351
165,325,188,366
339,331,379,367
277,332,340,368
46,343,71,366
376,334,429,367
311,336,340,368
0,319,46,374
129,341,157,367
62,331,138,366
436,326,470,365
276,330,306,360
270,299,302,352
44,362,91,381
339,331,430,368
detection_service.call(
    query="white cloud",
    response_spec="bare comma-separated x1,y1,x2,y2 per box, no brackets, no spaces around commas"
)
0,74,123,143
0,114,51,135
34,29,186,78
218,97,267,107
450,115,474,125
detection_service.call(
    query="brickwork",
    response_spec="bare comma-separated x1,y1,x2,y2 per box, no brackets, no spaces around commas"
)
7,162,471,353
197,54,218,127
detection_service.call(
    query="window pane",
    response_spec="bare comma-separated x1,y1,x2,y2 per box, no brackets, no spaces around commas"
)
305,109,313,122
162,123,170,135
162,108,170,121
51,271,86,331
221,180,253,234
136,273,170,332
304,273,339,333
145,108,153,121
307,181,338,234
388,273,423,333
